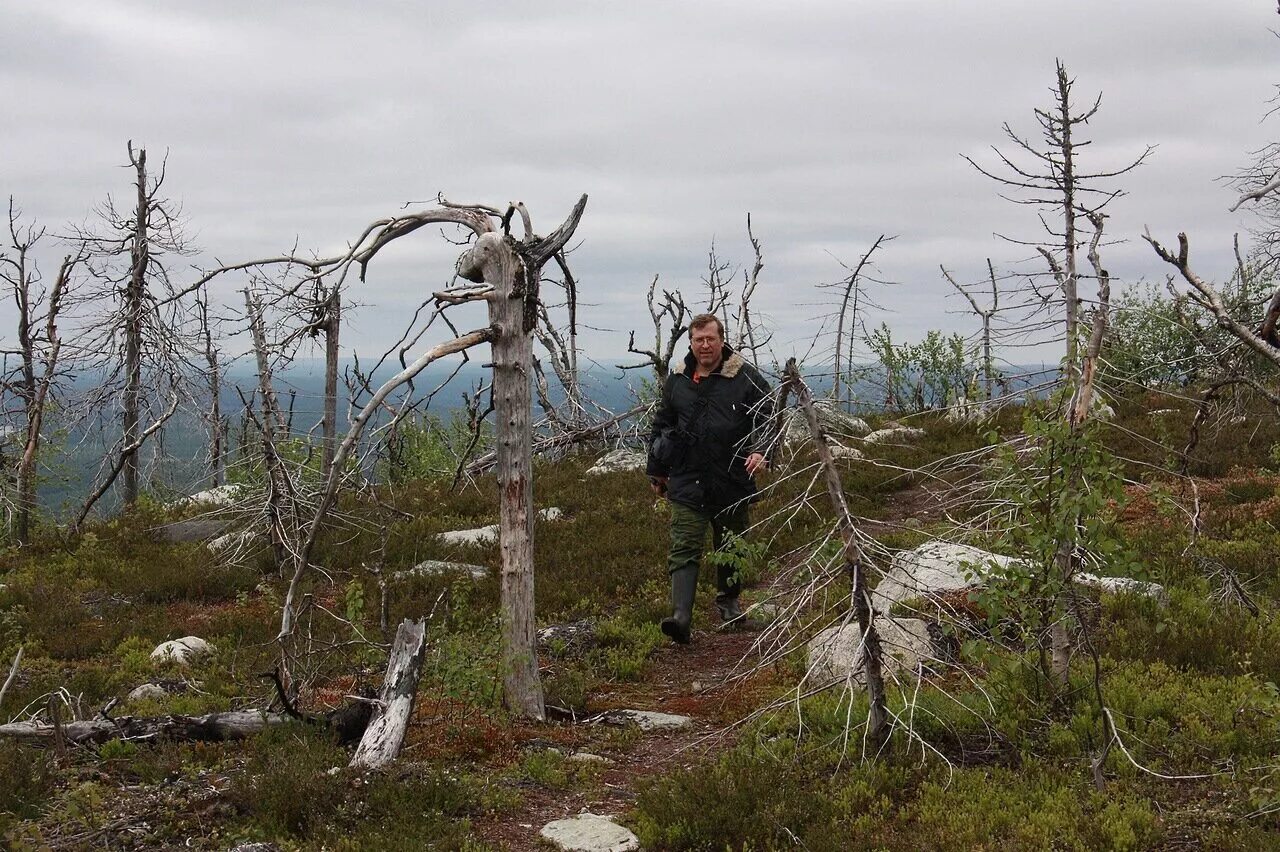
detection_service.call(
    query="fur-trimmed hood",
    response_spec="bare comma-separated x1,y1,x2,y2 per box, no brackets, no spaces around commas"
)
677,344,745,379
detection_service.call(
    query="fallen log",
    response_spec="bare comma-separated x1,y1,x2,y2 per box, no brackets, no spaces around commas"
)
0,710,289,746
351,618,427,769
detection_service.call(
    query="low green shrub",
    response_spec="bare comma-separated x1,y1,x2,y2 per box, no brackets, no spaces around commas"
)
228,724,479,848
0,741,55,833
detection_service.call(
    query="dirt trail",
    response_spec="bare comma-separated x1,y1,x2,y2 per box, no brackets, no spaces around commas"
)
477,627,772,851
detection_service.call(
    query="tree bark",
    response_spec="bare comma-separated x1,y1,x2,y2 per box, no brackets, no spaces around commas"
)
458,232,544,721
350,618,427,769
122,147,149,507
322,286,340,482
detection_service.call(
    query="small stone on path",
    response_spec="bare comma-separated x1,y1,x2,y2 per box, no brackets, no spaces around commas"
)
539,812,639,852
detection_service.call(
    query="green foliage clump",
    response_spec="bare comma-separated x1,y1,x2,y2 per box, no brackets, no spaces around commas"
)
633,746,1160,851
228,724,478,848
867,323,974,412
0,742,55,834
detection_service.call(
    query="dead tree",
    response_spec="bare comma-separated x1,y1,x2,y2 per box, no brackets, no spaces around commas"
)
275,194,588,722
194,286,226,487
731,214,772,366
827,235,889,408
1146,231,1280,372
244,286,301,569
0,202,82,544
783,357,889,749
534,253,584,429
71,142,198,518
941,259,1001,401
968,61,1148,692
622,275,690,382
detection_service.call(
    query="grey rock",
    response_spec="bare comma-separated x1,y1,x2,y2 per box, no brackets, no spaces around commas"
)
782,402,871,448
599,709,693,731
1075,572,1166,602
172,484,248,509
538,619,597,653
877,540,1162,615
402,560,489,580
567,751,616,765
862,425,926,445
207,529,256,554
150,636,213,667
438,507,564,547
226,844,280,852
586,448,647,476
873,541,1018,615
807,617,941,686
157,517,231,544
540,813,639,852
127,683,168,702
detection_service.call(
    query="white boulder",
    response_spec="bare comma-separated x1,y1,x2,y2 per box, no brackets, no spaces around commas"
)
208,529,256,554
808,617,939,686
150,636,213,667
173,483,247,509
862,426,926,445
782,402,871,448
830,444,865,461
873,541,1019,615
438,507,564,547
127,683,168,702
586,448,647,476
402,560,489,580
599,709,693,731
1075,572,1166,602
540,813,639,852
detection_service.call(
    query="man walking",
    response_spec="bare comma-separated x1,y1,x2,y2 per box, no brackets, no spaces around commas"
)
646,314,773,644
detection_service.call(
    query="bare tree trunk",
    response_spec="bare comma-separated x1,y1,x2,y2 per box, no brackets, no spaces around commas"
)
832,236,887,408
322,286,340,481
196,288,223,487
122,147,149,507
458,233,544,721
3,204,78,545
784,357,889,749
245,288,295,569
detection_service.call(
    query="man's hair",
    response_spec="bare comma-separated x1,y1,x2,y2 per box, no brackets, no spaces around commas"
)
689,313,724,339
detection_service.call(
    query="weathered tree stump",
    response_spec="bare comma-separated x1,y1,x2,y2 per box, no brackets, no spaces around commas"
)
350,618,428,769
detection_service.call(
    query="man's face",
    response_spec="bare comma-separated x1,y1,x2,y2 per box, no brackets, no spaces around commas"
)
690,324,723,372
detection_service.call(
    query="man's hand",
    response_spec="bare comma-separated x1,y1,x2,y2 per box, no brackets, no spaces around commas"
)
745,452,767,476
650,475,669,497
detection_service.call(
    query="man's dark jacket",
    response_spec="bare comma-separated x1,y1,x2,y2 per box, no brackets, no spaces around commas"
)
646,345,774,512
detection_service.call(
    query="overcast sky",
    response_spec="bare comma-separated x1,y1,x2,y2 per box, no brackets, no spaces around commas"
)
2,0,1277,372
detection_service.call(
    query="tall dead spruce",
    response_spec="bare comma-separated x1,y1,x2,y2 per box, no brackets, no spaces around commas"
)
968,61,1147,691
275,195,588,722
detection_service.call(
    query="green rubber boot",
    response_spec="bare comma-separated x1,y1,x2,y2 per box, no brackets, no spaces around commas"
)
660,566,698,645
